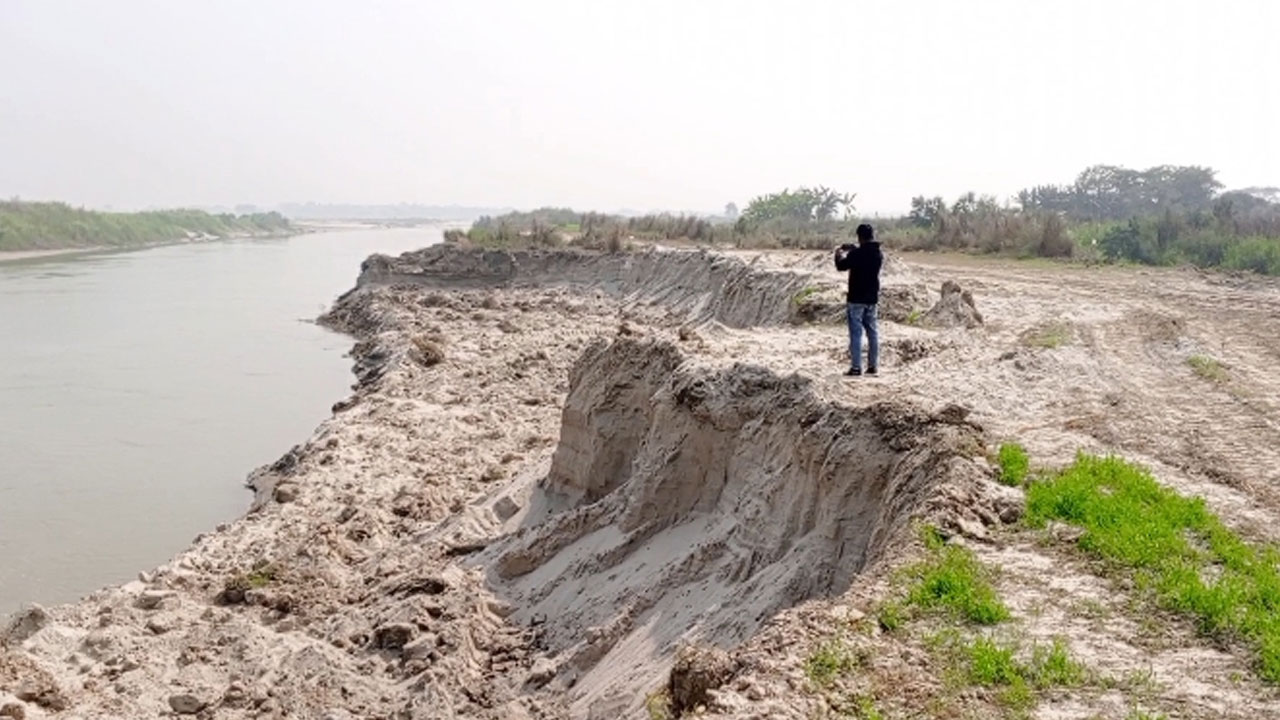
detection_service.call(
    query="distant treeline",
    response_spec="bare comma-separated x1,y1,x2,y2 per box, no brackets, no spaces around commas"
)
450,166,1280,276
893,165,1280,274
0,201,292,252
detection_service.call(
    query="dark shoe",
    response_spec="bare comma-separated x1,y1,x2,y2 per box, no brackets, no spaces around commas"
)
844,367,862,377
866,366,878,375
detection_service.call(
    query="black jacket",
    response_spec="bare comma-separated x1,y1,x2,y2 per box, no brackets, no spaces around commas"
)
834,242,882,304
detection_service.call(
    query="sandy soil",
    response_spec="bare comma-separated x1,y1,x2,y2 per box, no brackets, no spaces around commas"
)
0,247,108,263
2,245,1278,719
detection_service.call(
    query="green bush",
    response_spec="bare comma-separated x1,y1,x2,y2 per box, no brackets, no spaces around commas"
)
1224,236,1280,275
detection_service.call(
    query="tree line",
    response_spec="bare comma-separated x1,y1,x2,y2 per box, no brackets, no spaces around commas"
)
449,164,1279,275
0,200,292,252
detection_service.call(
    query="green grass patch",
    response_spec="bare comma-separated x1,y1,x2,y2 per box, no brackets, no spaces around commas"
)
966,635,1023,686
932,633,1086,714
1187,354,1228,383
906,308,922,326
1028,452,1280,682
901,531,1009,625
997,443,1030,487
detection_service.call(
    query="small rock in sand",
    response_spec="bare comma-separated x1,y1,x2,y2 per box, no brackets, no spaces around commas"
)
15,681,69,711
526,658,558,688
135,590,176,610
493,495,521,521
221,682,249,708
167,693,205,715
402,634,439,662
0,703,26,719
273,483,300,503
373,622,416,650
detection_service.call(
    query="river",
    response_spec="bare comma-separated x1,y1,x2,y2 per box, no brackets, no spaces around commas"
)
0,226,442,614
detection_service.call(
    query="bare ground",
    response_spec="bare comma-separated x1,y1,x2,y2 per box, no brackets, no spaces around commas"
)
2,246,1278,719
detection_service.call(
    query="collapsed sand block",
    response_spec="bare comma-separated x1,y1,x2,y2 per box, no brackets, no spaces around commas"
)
476,338,1005,717
669,645,736,715
922,279,983,328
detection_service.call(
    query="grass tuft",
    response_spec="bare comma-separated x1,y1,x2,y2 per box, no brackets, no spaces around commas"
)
852,695,885,719
1027,637,1087,688
219,561,279,604
804,635,860,688
1028,452,1280,682
791,285,822,305
934,633,1086,713
876,600,905,632
997,443,1030,487
966,636,1023,686
1023,321,1073,349
1187,354,1228,383
644,689,672,720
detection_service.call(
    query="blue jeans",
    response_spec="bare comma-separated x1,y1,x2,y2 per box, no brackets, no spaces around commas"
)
847,303,878,370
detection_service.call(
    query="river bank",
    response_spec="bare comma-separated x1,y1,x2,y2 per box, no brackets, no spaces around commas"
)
3,245,1280,718
0,230,305,266
0,246,109,263
0,201,296,257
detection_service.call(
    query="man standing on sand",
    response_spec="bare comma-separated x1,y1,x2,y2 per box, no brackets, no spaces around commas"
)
834,223,882,376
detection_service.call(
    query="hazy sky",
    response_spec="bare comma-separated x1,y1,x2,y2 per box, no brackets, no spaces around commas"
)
2,1,1277,215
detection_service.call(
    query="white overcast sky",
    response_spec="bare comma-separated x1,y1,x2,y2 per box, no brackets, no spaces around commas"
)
1,0,1277,215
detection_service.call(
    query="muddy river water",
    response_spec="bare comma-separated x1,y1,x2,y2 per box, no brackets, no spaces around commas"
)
0,227,441,613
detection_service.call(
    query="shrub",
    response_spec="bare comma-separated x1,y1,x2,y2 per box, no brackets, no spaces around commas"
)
1223,236,1280,275
1037,213,1073,258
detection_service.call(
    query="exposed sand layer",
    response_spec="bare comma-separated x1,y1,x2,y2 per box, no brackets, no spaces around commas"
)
0,247,107,263
2,246,1279,719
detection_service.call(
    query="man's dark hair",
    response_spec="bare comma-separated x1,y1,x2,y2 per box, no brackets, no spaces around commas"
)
855,223,875,242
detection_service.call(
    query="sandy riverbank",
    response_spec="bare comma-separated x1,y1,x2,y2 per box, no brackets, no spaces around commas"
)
3,245,1280,719
0,230,311,266
0,247,109,263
